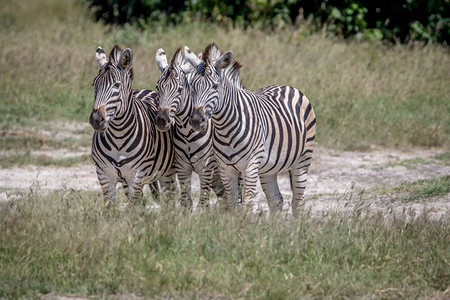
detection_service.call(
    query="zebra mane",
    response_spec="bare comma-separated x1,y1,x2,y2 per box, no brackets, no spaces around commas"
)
170,47,183,67
224,60,244,89
196,62,206,76
199,42,243,87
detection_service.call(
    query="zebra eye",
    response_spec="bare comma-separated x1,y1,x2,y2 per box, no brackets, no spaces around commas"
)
212,82,219,90
178,86,183,93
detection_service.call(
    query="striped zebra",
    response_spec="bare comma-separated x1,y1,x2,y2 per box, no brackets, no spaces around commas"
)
89,45,174,206
184,43,316,216
154,47,224,208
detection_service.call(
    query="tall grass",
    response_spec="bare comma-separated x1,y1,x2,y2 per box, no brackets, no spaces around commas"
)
1,0,449,150
0,190,448,299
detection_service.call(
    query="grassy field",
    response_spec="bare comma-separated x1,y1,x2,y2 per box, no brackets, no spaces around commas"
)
1,0,449,151
0,187,449,299
0,0,449,298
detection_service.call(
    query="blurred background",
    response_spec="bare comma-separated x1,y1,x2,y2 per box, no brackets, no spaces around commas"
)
0,0,449,166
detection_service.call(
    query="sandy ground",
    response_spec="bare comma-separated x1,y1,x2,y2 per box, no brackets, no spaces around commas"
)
1,145,448,220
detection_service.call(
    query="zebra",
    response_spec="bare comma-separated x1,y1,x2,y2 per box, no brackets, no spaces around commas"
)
89,45,175,206
154,47,224,208
184,43,316,216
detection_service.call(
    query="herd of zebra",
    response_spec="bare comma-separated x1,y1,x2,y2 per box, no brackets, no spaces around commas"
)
89,43,316,216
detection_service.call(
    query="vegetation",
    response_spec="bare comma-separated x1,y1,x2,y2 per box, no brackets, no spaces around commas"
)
376,175,450,202
0,187,449,299
0,1,449,298
1,0,449,152
82,0,450,43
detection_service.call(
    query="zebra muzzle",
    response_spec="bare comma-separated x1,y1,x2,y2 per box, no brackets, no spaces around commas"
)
89,108,106,132
190,107,207,132
155,108,172,132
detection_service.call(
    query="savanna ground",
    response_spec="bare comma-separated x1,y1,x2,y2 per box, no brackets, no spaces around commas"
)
0,0,449,298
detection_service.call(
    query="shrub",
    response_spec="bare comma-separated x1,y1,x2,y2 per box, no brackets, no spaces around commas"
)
82,0,449,43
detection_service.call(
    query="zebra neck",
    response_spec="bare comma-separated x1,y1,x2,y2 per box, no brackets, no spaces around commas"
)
215,78,238,115
114,92,133,119
175,89,193,129
108,94,137,134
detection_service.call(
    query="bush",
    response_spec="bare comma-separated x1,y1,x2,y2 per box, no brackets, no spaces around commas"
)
82,0,450,43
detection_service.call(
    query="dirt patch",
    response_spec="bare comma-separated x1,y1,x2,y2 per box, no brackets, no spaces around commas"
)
1,146,448,219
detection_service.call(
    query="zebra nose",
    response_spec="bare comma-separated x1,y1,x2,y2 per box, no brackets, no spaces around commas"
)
155,108,171,132
89,109,105,131
190,107,206,132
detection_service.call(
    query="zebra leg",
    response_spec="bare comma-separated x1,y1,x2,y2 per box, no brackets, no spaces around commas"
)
219,170,240,211
96,166,117,208
120,179,129,198
290,166,310,218
241,161,260,212
198,171,212,208
211,171,225,204
158,175,178,203
148,181,160,201
177,169,193,208
260,174,284,213
127,180,144,203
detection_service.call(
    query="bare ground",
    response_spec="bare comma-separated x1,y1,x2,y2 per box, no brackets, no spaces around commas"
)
1,142,448,220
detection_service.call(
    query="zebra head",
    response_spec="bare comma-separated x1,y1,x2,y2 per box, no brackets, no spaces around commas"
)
185,43,233,132
89,45,134,132
155,47,194,132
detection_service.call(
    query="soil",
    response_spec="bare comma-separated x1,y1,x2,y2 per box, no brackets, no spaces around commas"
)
1,142,448,220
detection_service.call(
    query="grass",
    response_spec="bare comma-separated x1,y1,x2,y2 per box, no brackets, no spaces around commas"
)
435,152,450,165
0,121,91,167
376,175,450,202
0,152,91,168
0,190,449,299
0,0,449,298
1,0,449,152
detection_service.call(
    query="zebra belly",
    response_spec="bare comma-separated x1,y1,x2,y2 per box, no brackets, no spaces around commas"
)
257,127,305,175
213,142,265,174
258,148,301,175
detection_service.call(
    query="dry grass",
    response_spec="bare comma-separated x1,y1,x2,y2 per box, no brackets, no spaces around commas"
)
0,188,449,299
1,0,449,150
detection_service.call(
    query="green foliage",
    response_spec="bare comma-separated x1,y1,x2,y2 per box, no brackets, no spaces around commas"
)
0,190,449,298
82,0,450,43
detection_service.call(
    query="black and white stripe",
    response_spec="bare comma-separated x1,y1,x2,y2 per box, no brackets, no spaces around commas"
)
185,43,316,216
89,45,174,206
154,47,223,208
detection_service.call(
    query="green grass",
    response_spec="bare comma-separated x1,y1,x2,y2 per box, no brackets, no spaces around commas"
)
0,152,91,168
1,0,449,152
435,152,450,165
0,190,448,299
377,175,450,202
0,123,91,167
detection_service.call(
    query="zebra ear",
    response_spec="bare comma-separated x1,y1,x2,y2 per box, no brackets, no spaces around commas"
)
109,45,122,66
95,47,108,68
184,45,201,68
156,48,168,73
215,50,233,70
118,48,133,71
